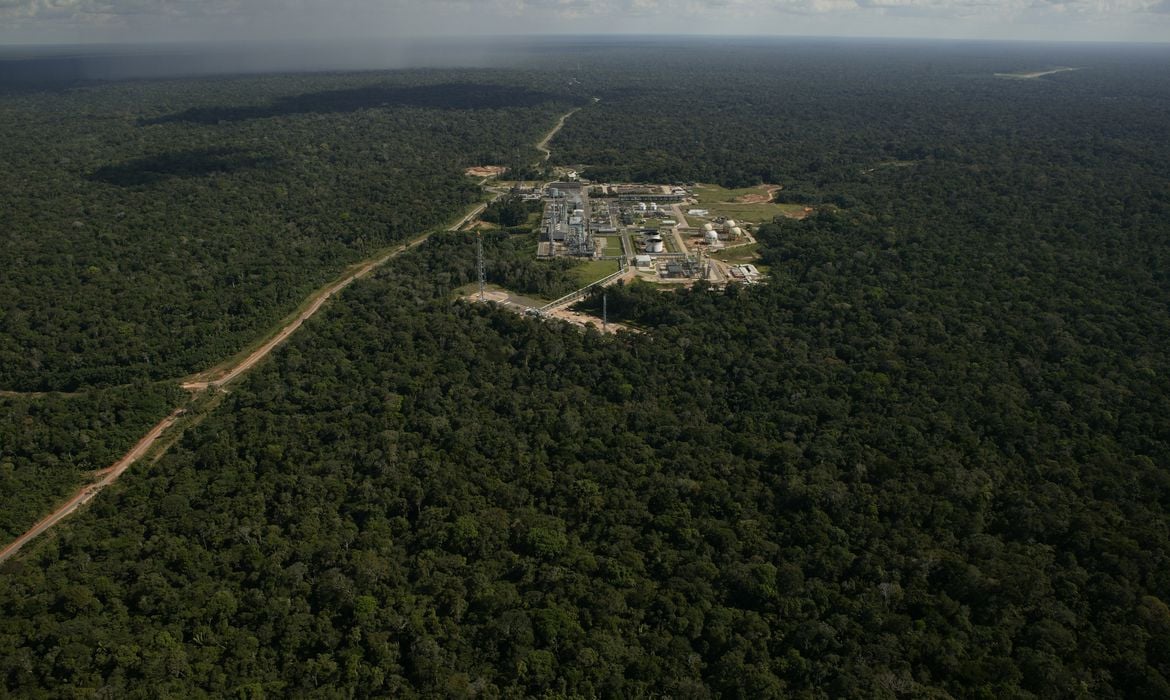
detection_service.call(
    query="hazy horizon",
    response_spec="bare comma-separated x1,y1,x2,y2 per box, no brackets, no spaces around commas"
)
2,34,1168,87
3,0,1170,47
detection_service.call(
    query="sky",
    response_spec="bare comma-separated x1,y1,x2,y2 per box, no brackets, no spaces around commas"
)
2,0,1169,45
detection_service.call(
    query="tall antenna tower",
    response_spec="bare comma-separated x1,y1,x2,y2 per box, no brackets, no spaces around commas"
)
477,233,485,302
603,293,608,333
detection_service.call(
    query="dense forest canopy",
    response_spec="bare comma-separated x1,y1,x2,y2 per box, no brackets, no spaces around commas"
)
0,383,184,542
0,69,582,391
2,40,1170,697
551,41,1170,191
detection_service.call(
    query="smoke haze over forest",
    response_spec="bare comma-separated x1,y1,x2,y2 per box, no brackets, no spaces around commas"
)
2,0,1169,46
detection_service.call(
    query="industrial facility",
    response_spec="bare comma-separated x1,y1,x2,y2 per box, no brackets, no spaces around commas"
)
532,179,763,286
613,184,688,203
541,182,596,257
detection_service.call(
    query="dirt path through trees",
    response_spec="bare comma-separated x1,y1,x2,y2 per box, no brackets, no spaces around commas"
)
535,106,583,165
1,107,584,566
0,409,184,565
181,235,430,391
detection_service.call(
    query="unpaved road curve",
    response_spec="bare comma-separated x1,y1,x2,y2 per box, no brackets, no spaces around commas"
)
448,203,489,233
0,409,184,565
535,106,584,165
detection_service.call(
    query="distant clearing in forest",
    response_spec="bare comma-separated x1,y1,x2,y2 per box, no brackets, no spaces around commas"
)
995,67,1080,79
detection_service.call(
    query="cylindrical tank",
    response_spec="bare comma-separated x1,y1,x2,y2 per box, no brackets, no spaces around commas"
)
730,226,744,238
705,230,720,244
723,219,738,232
703,222,716,232
646,235,665,254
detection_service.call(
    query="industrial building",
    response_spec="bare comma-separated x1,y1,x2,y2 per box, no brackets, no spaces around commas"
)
615,184,687,203
534,181,725,284
618,192,685,203
729,264,762,282
542,182,595,257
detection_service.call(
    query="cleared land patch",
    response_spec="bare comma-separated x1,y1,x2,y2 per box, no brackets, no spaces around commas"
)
692,184,809,222
465,165,507,177
711,242,761,264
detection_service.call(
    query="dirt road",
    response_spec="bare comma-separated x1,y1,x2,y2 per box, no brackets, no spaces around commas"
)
535,106,582,165
182,235,431,391
1,232,433,564
1,107,586,566
448,202,488,233
545,306,634,334
0,408,184,565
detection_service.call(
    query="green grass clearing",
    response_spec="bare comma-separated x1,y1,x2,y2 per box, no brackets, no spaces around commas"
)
455,282,553,306
691,184,808,224
712,245,772,277
570,259,621,287
712,243,761,264
692,184,777,204
595,236,624,254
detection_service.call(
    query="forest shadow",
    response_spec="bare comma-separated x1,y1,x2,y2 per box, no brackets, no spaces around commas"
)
88,147,276,187
142,82,565,125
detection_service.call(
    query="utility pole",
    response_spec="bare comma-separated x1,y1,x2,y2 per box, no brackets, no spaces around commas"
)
477,233,485,302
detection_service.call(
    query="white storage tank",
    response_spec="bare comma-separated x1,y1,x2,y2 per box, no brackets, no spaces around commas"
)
646,234,665,254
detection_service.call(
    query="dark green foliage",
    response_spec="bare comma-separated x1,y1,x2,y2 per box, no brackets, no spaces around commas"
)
0,70,580,391
3,41,1170,698
488,234,583,300
0,383,184,540
480,196,539,228
406,230,588,301
551,41,1170,194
